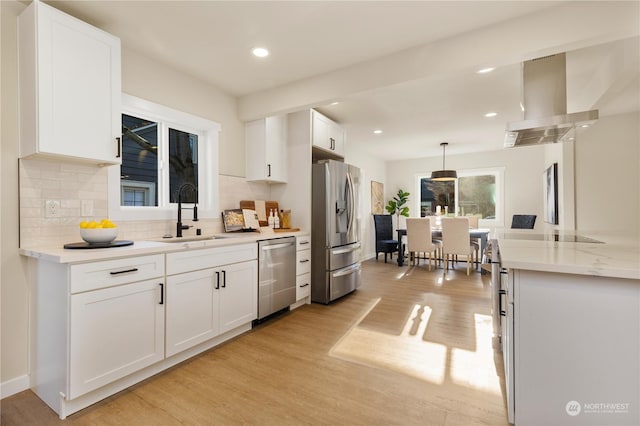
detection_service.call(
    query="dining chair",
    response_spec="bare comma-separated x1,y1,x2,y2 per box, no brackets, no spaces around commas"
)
466,215,481,269
406,218,441,271
441,217,476,275
511,214,537,229
373,214,398,263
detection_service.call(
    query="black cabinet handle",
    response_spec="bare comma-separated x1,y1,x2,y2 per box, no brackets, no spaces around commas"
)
299,241,310,245
110,268,138,275
116,137,121,158
222,270,226,288
299,283,310,288
299,259,310,263
215,271,220,289
267,164,271,177
159,283,164,305
499,289,506,316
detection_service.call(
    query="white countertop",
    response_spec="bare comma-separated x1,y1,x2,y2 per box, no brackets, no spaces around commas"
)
496,232,640,280
20,231,306,264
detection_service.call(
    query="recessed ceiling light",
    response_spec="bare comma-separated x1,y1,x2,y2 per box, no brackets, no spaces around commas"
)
252,47,269,58
330,102,340,106
373,129,383,134
484,112,498,118
477,67,495,74
580,124,591,128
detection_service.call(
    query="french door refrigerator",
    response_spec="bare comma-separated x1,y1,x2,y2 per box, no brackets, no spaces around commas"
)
311,160,362,304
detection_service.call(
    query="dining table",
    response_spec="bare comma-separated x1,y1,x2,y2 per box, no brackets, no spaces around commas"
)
396,227,491,268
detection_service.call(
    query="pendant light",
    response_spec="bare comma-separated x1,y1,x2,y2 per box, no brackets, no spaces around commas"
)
431,142,457,181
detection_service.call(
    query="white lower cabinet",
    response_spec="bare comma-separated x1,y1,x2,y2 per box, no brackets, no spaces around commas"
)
165,259,257,357
29,243,258,419
69,279,164,398
293,235,312,306
165,243,258,357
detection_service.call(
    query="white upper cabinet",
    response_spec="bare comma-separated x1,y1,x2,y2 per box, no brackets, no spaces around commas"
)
245,115,288,183
312,110,344,158
18,0,122,164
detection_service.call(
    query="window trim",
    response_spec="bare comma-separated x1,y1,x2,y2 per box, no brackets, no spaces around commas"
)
108,94,220,221
414,166,505,227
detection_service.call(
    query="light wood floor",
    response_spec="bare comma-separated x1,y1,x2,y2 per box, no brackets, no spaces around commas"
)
1,259,508,425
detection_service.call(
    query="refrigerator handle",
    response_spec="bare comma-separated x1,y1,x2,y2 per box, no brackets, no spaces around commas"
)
332,242,361,255
332,262,361,278
346,171,355,235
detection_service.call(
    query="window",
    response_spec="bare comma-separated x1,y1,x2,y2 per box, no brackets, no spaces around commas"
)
415,167,504,225
108,94,220,221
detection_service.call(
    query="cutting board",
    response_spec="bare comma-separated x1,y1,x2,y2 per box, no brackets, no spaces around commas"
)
274,228,300,233
240,200,279,226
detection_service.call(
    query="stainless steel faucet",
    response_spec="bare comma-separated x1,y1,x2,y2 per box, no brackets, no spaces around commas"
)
176,183,198,237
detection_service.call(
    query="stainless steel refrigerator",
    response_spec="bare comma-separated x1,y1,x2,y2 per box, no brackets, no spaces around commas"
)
311,160,362,304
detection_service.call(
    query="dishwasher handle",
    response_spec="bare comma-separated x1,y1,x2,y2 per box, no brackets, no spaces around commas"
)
261,241,295,251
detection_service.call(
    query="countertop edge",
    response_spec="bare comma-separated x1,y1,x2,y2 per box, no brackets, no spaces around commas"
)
496,233,640,281
20,231,308,264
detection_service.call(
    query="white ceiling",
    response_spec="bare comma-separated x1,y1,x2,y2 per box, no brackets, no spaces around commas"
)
50,0,640,161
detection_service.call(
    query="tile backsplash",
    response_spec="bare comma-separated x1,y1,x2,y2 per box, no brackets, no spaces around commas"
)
19,158,270,248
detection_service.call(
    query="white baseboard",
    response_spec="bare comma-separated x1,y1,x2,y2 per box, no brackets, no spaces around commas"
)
1,374,29,399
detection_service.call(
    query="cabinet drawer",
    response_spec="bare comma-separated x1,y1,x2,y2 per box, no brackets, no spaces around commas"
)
296,273,311,300
296,249,311,276
167,243,257,276
70,254,164,294
296,235,311,250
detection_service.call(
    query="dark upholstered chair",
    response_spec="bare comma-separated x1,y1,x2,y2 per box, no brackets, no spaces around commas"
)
373,214,398,263
511,214,537,229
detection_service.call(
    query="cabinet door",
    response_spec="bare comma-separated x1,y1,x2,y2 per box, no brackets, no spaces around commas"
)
219,260,258,334
69,279,164,399
20,1,121,164
312,111,332,151
245,115,287,183
264,115,287,182
165,268,219,357
329,121,345,156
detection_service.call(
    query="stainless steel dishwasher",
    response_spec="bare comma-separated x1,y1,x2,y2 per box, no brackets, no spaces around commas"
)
257,237,296,320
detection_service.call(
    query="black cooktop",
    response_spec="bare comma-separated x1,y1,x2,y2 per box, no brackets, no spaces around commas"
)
501,233,603,243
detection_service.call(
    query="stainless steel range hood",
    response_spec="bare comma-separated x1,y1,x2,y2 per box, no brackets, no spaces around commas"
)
504,53,598,147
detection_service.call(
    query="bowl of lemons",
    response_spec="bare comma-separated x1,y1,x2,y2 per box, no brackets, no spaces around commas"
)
79,219,118,244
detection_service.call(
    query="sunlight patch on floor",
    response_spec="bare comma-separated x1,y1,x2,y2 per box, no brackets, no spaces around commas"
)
331,302,447,384
330,301,502,394
450,313,502,393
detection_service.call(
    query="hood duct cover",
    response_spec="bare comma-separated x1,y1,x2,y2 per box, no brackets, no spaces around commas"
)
504,53,598,147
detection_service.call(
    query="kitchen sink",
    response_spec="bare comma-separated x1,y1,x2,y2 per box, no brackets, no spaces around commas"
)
153,235,218,243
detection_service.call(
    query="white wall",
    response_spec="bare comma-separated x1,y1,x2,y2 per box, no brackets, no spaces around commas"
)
344,141,386,260
1,0,30,396
575,111,640,242
121,48,245,177
385,145,547,230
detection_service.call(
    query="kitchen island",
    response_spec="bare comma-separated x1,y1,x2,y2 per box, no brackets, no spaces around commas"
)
496,232,639,425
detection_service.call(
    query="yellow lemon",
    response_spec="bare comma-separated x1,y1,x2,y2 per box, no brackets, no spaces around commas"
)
79,221,89,229
101,219,116,228
87,221,98,229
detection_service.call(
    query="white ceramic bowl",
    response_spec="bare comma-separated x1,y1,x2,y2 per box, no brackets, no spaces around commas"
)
80,227,118,244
